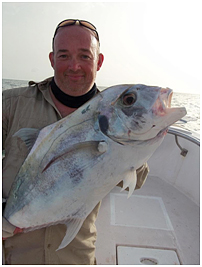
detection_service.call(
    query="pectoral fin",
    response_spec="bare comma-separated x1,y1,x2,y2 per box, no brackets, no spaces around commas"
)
56,217,85,251
121,168,137,198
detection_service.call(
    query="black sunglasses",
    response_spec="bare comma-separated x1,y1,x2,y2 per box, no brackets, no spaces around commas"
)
52,19,100,49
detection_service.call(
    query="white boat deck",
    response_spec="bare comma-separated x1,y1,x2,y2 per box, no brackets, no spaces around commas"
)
95,127,200,265
95,175,199,265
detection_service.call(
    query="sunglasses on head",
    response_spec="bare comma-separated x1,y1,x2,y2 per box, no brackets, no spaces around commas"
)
52,19,100,47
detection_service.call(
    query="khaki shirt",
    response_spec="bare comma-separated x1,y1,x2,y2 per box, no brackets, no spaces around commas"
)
2,77,149,264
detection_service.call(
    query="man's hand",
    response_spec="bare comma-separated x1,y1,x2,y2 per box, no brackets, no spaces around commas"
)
2,217,23,240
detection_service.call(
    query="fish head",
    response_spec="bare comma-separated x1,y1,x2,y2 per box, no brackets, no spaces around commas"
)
98,84,187,142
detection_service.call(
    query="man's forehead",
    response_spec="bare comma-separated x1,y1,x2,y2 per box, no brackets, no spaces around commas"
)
55,25,96,42
54,26,98,53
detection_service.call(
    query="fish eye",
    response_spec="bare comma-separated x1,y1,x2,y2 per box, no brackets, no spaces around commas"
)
122,93,136,106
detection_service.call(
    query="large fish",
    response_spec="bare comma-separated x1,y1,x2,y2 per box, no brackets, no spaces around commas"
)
4,84,186,250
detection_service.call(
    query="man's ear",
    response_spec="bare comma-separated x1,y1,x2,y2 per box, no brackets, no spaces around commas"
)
49,52,54,68
97,53,104,71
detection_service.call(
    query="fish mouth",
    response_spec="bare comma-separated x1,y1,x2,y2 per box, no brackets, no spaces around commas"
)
152,87,173,115
162,88,173,108
148,88,172,140
149,87,186,140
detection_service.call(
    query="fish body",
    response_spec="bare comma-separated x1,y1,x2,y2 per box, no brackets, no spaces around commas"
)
4,84,186,250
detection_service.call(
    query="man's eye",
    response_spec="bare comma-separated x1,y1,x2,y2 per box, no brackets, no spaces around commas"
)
58,54,69,59
81,55,91,60
59,55,67,58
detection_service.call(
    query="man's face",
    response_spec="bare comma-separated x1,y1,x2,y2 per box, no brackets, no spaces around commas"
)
49,25,104,96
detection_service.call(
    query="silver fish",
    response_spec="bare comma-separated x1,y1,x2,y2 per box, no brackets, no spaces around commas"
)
4,84,186,250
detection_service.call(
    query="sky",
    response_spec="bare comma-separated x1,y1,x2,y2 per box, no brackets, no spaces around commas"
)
2,0,202,94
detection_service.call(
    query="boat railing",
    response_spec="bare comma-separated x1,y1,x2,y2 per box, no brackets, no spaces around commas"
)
168,127,200,158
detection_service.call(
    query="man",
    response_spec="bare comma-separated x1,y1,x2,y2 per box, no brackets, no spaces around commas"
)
2,19,149,264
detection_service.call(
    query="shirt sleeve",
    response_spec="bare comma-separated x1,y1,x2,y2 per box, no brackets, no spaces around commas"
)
2,91,10,151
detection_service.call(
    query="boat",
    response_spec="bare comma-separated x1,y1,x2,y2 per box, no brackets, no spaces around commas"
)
95,126,200,265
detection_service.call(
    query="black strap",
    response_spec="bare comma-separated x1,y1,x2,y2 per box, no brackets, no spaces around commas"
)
51,78,97,108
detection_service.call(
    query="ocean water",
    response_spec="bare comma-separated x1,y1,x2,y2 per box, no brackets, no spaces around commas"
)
2,78,200,136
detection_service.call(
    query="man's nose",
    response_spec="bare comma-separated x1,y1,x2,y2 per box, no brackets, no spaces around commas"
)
68,58,81,71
